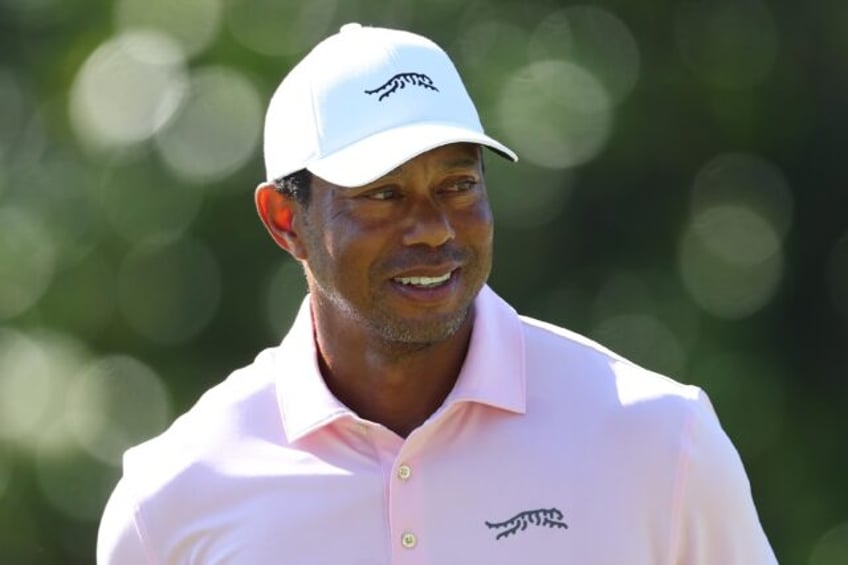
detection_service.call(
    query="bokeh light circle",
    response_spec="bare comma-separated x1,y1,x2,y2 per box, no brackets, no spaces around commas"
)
693,204,781,264
591,314,687,376
0,329,92,453
456,20,530,94
68,354,171,466
115,0,222,57
809,522,848,565
155,66,263,185
498,59,612,169
69,30,188,150
529,6,640,105
30,331,95,455
691,153,793,240
588,271,698,376
0,328,52,442
0,207,56,320
96,162,202,243
679,204,783,319
117,237,222,343
35,449,120,522
227,0,337,56
674,0,778,89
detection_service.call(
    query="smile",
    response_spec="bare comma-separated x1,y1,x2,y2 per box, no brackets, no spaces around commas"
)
392,271,453,288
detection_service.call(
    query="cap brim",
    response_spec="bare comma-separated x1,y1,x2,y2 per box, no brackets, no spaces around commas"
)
306,122,518,187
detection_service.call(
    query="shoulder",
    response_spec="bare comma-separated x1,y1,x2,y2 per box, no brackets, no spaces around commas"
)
517,316,776,562
514,315,758,513
513,312,721,473
473,286,705,432
98,345,286,563
518,314,701,404
121,345,282,497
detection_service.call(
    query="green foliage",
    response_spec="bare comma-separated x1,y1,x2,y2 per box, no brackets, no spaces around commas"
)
1,1,847,562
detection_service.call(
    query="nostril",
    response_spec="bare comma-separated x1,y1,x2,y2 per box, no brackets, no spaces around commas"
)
403,204,455,248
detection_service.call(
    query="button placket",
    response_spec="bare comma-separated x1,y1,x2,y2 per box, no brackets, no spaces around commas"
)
389,438,427,561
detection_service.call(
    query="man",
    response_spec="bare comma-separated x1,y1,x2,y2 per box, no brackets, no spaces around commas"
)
98,23,777,564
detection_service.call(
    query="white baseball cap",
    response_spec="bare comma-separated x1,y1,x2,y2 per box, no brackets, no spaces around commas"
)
263,23,518,187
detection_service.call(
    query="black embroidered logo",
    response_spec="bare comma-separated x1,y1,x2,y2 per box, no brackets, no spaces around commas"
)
364,72,439,101
485,508,568,540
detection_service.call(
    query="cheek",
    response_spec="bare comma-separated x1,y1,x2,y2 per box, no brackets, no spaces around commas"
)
463,202,495,247
322,221,388,276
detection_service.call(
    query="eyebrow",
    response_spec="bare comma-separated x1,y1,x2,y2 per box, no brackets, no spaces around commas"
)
442,156,481,170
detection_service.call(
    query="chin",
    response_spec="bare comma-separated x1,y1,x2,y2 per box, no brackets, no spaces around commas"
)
370,310,470,345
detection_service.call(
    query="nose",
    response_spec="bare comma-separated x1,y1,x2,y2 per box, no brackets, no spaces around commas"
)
402,198,455,248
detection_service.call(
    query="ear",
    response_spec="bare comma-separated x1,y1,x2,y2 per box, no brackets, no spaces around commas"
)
254,182,308,260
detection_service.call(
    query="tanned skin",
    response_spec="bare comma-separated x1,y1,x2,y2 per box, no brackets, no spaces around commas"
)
255,143,493,437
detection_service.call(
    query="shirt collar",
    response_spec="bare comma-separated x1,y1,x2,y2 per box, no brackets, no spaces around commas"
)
442,285,526,415
274,298,353,442
275,284,526,442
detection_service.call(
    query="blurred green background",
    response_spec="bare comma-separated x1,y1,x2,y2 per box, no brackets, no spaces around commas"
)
1,0,847,563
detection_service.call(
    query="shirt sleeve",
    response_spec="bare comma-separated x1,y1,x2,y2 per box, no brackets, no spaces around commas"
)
670,390,778,564
97,477,154,565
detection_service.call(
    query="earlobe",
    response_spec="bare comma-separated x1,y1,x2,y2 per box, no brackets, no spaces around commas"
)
254,182,307,260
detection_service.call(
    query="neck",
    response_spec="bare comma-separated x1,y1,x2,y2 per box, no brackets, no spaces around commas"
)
312,305,474,438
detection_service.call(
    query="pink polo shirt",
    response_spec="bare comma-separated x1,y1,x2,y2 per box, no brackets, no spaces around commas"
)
98,285,777,564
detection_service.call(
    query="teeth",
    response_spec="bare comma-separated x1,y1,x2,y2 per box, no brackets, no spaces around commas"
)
394,272,452,287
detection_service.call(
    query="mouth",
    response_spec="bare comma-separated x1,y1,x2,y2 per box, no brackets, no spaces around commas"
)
392,271,454,288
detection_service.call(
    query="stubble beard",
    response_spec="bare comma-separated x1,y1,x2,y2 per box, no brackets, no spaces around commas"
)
307,268,483,353
363,255,488,349
315,281,476,349
366,301,472,347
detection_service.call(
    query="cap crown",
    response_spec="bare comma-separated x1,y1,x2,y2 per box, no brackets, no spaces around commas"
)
263,24,514,186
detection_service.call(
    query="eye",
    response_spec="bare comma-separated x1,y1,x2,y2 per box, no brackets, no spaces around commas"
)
443,178,479,193
363,186,400,201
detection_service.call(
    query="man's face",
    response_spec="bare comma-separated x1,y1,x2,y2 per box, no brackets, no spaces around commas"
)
296,142,493,345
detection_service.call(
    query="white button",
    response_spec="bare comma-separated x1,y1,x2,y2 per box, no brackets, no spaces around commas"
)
340,23,362,33
397,464,411,481
401,532,417,549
